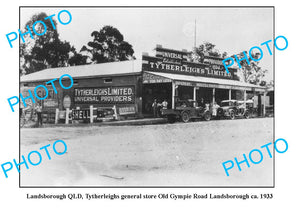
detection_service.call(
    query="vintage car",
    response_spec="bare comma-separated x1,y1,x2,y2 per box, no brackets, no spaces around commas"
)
161,99,212,123
216,100,250,120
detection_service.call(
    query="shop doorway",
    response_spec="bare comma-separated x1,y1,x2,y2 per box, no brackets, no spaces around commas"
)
177,86,193,101
215,88,229,105
231,90,244,100
197,87,213,104
142,83,172,115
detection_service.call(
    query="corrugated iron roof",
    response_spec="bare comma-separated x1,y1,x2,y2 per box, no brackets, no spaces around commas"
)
21,60,142,83
20,59,267,92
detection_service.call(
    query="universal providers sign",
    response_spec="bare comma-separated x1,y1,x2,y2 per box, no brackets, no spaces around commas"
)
74,86,135,104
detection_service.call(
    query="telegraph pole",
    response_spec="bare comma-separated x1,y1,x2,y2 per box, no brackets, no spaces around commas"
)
194,19,197,48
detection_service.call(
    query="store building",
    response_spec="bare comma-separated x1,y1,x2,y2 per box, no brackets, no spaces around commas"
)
141,45,267,116
20,45,268,120
20,60,144,118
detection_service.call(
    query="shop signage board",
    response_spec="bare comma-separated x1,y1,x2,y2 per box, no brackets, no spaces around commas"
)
72,109,90,120
58,111,66,119
71,108,115,120
155,46,188,64
63,95,71,109
37,86,59,108
43,100,59,108
118,105,136,115
142,46,238,80
21,86,58,108
74,86,135,104
175,81,252,91
143,72,172,84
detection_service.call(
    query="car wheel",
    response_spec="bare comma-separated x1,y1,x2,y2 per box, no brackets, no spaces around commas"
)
244,111,250,119
229,110,235,120
204,111,212,121
181,111,190,123
167,115,176,123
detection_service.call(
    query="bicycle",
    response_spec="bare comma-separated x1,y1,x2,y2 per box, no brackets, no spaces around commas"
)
20,108,36,128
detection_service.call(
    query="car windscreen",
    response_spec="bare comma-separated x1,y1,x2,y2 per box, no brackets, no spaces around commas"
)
221,102,230,107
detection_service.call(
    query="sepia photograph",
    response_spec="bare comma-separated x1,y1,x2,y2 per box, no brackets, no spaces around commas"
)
19,7,274,187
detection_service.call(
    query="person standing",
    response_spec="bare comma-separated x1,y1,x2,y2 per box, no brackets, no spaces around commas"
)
199,98,205,108
212,102,220,116
152,99,158,118
162,99,168,109
35,103,43,127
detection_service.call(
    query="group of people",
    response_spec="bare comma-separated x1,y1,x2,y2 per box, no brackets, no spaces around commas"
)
152,99,168,118
199,98,220,116
151,97,220,117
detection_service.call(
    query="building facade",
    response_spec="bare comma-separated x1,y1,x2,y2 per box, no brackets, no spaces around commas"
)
20,45,268,120
141,45,267,116
21,60,143,118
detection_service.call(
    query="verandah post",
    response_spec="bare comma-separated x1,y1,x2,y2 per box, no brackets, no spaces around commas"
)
90,105,93,123
172,81,176,109
65,108,69,124
55,108,59,124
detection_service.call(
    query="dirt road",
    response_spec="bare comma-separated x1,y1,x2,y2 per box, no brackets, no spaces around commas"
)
20,118,274,187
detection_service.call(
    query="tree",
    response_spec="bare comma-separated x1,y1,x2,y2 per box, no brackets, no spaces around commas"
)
188,41,270,85
68,51,89,66
266,80,274,88
85,25,135,63
20,12,76,74
188,42,227,63
233,51,268,85
68,45,90,66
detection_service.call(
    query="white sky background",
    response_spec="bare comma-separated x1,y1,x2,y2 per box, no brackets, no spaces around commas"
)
20,7,273,81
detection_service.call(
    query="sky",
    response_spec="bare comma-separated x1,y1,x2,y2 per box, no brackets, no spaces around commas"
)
20,7,273,81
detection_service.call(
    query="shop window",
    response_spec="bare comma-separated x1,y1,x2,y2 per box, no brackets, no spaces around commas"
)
104,78,112,83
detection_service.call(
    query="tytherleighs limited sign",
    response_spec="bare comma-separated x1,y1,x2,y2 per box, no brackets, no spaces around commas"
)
74,86,135,104
142,46,238,80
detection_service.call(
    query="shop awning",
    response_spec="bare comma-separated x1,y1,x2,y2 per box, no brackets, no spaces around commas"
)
144,71,266,92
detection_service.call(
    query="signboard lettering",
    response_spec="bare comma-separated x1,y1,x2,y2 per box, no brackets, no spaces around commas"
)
156,46,187,65
74,86,135,104
143,73,172,84
118,105,136,115
143,46,238,80
20,86,58,109
72,109,90,120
